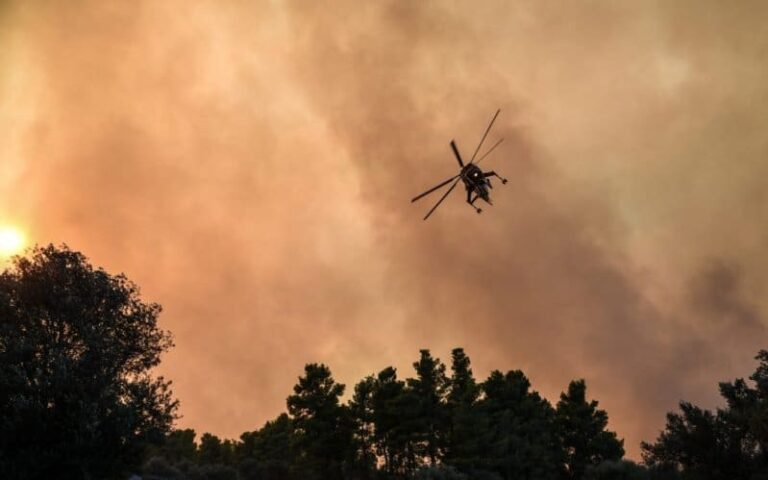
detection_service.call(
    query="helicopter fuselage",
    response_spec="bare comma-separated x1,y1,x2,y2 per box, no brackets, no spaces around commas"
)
460,164,491,203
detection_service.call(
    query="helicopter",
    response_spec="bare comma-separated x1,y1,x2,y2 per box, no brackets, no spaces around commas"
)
411,109,508,220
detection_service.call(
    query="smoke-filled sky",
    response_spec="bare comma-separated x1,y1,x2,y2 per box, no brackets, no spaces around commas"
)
2,0,768,457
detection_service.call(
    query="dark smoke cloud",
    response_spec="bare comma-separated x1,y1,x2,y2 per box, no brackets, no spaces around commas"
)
690,260,761,330
2,0,767,457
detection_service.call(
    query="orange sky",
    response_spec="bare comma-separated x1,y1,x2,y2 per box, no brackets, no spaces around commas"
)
2,0,768,458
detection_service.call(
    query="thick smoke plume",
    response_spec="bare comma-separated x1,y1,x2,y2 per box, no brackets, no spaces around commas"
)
2,1,767,456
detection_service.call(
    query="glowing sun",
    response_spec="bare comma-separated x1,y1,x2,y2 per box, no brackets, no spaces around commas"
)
0,226,25,257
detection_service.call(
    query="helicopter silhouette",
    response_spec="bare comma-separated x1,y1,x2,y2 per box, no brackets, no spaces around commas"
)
411,109,508,220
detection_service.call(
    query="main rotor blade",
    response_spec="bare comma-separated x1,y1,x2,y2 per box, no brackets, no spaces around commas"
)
411,174,460,203
475,138,504,165
469,108,501,163
423,178,461,220
450,140,464,167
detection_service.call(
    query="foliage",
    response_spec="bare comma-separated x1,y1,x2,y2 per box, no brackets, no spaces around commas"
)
143,456,186,480
479,370,563,480
584,460,649,480
286,363,351,479
199,433,236,465
371,365,412,476
237,413,295,467
642,350,768,480
0,245,177,479
557,380,625,480
162,429,199,463
21,245,768,480
237,458,294,480
348,375,378,479
413,465,468,480
407,350,449,466
140,347,631,480
444,348,482,472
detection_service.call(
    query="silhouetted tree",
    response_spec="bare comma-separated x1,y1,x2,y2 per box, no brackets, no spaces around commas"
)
642,350,768,480
407,349,448,467
124,345,640,480
0,245,177,480
584,460,649,480
239,457,294,480
152,429,198,464
238,413,296,472
446,348,480,408
480,370,563,480
192,463,238,480
414,464,469,480
444,348,482,472
557,380,624,480
142,456,186,480
644,403,742,480
286,363,351,480
199,433,226,465
372,366,410,477
349,375,378,479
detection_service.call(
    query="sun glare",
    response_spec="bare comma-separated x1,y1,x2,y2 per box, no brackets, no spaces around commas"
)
0,226,25,257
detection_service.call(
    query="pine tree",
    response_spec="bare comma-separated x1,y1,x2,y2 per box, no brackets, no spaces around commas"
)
286,363,351,480
349,375,377,479
154,429,198,464
642,350,768,479
444,348,482,472
556,380,624,480
480,370,562,480
407,350,449,467
236,414,296,480
237,413,295,467
199,433,225,465
371,366,409,477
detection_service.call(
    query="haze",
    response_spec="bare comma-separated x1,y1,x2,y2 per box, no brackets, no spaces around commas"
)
2,1,767,458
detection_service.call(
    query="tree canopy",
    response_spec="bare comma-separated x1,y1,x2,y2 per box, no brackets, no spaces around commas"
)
642,350,768,480
556,379,625,479
0,245,177,479
4,245,767,480
143,351,627,480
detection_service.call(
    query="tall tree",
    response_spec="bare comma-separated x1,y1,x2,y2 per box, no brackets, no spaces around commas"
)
556,380,624,480
286,363,351,480
348,375,378,479
719,350,768,473
371,366,410,477
0,245,177,480
444,348,481,472
642,404,739,480
642,350,768,479
447,348,479,407
407,349,448,467
480,370,562,480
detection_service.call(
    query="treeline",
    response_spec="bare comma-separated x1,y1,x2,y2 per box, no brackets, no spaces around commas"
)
2,246,768,480
144,349,624,480
642,350,768,478
142,351,768,480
